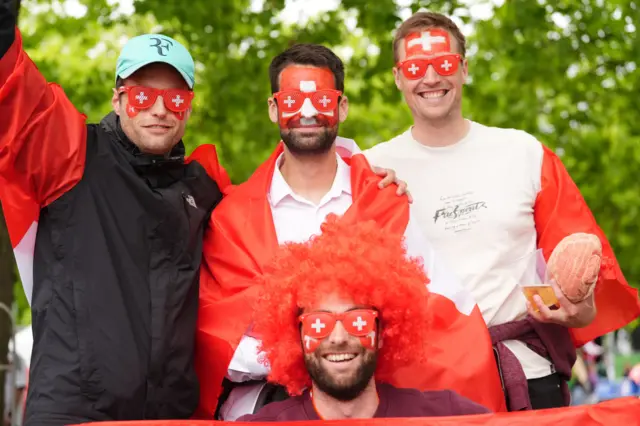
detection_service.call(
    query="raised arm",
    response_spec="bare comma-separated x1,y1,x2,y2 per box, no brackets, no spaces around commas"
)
1,0,88,303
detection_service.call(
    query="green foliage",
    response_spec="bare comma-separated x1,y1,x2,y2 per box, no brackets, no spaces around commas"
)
13,278,29,325
11,0,640,323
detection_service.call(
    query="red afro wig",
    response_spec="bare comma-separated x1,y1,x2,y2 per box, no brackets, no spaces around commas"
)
252,214,432,396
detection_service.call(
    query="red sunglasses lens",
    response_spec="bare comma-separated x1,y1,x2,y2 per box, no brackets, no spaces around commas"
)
277,91,305,113
128,87,158,109
343,310,376,336
433,55,459,76
401,60,427,79
302,313,335,339
164,89,192,112
311,91,339,112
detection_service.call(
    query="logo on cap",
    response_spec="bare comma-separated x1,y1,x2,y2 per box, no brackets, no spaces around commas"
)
149,37,174,56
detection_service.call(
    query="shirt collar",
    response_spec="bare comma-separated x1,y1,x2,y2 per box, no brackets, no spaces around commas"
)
269,153,352,207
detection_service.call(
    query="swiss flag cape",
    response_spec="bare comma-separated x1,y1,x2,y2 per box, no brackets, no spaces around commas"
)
534,145,640,346
195,139,506,418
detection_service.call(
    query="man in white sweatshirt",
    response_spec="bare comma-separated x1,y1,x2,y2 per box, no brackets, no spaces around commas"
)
364,10,639,411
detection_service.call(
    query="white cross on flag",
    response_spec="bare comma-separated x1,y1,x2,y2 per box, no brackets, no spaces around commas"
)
405,29,451,57
284,96,296,108
311,318,325,334
136,92,148,104
352,316,367,331
319,96,331,107
172,95,184,108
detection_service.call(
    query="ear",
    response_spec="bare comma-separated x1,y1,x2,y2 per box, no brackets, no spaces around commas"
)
338,95,349,123
112,88,121,116
268,96,279,124
393,67,401,91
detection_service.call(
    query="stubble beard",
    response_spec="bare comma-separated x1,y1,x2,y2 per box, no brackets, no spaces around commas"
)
305,349,378,402
280,124,338,157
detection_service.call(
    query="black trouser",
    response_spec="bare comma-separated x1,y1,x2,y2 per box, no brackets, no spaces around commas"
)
527,373,565,409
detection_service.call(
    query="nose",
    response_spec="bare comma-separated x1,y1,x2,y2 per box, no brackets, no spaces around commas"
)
421,64,441,85
300,97,318,118
148,94,168,117
327,320,349,345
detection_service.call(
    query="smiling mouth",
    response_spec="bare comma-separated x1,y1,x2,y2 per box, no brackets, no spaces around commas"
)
144,124,172,129
418,89,449,99
323,353,358,363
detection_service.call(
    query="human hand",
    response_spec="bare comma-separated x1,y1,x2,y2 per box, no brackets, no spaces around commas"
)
372,166,413,203
526,278,596,328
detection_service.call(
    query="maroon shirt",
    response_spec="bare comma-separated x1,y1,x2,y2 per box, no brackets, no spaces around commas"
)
237,383,491,421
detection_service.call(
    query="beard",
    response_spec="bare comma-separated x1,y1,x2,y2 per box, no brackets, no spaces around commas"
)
305,347,378,402
280,116,338,156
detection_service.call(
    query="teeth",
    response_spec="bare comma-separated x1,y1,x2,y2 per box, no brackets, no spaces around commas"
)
419,90,447,99
325,354,356,362
300,118,317,125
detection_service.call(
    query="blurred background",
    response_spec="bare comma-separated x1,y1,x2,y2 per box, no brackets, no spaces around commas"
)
1,0,639,423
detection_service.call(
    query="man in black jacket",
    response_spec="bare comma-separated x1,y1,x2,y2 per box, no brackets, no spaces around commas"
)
0,1,226,423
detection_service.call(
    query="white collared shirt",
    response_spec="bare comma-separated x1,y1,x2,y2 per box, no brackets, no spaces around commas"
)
268,153,353,244
227,153,353,382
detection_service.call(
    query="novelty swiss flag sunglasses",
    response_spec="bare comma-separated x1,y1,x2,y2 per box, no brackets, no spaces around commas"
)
299,309,378,340
118,85,195,112
396,54,463,79
273,89,342,114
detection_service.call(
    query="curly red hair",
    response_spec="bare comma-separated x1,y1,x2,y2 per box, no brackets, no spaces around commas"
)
253,214,432,396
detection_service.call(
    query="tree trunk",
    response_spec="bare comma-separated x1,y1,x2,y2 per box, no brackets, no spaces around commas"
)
1,1,22,420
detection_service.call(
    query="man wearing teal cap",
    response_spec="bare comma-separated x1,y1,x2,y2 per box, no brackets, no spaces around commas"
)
0,0,227,422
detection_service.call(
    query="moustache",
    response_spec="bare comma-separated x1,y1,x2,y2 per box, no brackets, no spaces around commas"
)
284,115,332,129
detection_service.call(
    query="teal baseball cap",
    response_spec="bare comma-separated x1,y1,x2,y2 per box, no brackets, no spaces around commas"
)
115,34,195,89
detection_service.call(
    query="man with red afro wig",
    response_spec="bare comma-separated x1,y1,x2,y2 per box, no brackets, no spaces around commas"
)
237,216,490,421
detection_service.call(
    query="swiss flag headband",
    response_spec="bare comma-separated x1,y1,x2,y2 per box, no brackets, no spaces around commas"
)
404,29,452,57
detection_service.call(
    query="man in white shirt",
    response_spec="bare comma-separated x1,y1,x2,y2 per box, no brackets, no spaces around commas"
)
364,11,640,410
193,43,408,419
193,42,500,420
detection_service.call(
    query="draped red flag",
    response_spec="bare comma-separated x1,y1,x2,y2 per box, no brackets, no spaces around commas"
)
534,146,640,347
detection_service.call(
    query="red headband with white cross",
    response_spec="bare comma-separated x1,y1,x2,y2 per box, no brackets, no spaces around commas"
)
404,29,452,57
